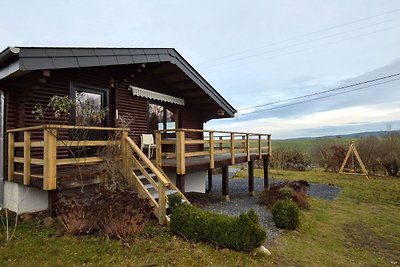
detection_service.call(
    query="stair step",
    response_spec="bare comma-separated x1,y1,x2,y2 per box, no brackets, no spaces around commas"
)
137,173,156,180
151,189,177,200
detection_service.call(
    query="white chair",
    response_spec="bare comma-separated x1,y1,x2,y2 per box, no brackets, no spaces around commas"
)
140,134,156,159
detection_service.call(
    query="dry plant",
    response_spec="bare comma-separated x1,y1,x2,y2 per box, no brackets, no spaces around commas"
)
98,114,135,192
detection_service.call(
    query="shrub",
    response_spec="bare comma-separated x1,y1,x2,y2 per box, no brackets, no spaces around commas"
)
170,205,266,252
259,180,310,209
271,199,299,230
56,190,153,239
279,187,293,200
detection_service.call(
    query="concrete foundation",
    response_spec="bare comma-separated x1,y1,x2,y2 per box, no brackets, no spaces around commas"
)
3,181,48,214
167,171,207,193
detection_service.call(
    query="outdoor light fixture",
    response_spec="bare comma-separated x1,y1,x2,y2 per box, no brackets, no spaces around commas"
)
42,70,51,77
217,109,225,116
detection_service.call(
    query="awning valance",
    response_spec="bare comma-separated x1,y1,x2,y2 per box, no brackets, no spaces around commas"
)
128,85,185,106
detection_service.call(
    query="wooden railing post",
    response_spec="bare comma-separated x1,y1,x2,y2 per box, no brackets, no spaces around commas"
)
219,136,223,150
176,129,186,175
43,128,57,190
121,131,129,178
246,134,250,161
23,131,31,185
209,131,214,169
155,131,162,167
258,134,262,159
268,134,272,156
230,132,235,165
158,181,167,225
7,132,14,181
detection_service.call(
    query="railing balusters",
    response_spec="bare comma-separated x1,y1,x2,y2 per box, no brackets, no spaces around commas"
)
176,129,186,175
155,132,162,167
230,132,235,165
246,134,250,161
258,134,262,159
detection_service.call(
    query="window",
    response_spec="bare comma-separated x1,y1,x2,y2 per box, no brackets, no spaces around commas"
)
148,103,179,133
71,84,109,126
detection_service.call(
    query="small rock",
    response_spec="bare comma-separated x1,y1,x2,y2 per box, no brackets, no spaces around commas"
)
255,245,271,256
43,217,54,227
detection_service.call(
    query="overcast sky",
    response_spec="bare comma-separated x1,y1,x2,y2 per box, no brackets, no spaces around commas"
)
2,1,400,139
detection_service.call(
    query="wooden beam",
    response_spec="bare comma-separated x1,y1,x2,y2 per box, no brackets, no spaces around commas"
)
230,132,235,165
158,181,167,225
176,174,185,193
156,131,162,167
258,135,262,159
176,130,186,175
207,169,213,192
23,131,31,185
7,132,15,181
209,132,214,169
248,161,254,196
221,166,229,201
43,129,57,190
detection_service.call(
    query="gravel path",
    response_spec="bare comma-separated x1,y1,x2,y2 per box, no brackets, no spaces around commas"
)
189,175,341,245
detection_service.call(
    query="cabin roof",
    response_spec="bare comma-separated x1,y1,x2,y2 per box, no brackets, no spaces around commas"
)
0,46,236,118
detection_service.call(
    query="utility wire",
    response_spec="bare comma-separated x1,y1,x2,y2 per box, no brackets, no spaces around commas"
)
237,76,400,116
204,24,400,75
202,17,400,70
198,8,400,66
238,73,400,112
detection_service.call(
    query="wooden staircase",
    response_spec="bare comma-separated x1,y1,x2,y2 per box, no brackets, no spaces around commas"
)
124,135,189,225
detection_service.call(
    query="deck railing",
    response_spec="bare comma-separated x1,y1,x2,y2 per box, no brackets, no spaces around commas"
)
155,128,272,175
7,125,129,190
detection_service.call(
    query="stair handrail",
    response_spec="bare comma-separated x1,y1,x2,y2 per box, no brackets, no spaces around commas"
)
125,136,170,186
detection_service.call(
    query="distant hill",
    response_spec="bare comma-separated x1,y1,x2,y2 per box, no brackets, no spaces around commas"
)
277,130,400,141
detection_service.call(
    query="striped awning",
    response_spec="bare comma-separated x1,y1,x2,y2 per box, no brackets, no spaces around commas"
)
128,85,185,106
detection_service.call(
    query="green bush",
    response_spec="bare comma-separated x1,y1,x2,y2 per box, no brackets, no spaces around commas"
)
271,199,299,230
170,205,266,252
279,187,293,200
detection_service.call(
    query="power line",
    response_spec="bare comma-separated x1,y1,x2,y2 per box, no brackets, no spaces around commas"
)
198,8,400,66
238,73,400,112
203,24,400,75
202,18,400,70
244,77,400,114
239,77,400,115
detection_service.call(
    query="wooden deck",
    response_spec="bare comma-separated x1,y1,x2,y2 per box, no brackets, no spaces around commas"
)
161,152,268,173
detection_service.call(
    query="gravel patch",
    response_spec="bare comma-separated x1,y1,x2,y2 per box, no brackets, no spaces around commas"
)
187,175,341,245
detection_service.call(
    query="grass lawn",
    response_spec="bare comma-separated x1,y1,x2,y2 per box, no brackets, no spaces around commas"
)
1,169,399,266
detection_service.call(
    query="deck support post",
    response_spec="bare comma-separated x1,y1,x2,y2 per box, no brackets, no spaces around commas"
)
176,174,185,193
248,161,254,196
221,166,229,201
48,190,58,217
263,156,269,189
207,169,213,192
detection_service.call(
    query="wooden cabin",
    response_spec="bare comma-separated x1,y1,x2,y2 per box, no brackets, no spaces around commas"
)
0,47,271,224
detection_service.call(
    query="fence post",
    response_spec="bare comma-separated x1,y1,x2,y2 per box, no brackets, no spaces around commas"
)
268,134,272,156
246,134,250,161
23,131,31,185
209,131,214,169
258,134,262,159
121,131,129,178
43,128,57,190
230,132,235,165
7,132,14,181
155,131,162,167
158,181,167,225
176,129,186,175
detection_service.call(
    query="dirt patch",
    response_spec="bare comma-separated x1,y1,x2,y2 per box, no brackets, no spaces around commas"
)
343,223,400,264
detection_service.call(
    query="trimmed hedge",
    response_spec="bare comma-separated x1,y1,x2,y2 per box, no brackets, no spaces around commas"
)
169,204,266,252
271,199,299,230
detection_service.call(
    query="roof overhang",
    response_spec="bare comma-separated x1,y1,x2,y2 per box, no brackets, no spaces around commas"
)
0,46,236,119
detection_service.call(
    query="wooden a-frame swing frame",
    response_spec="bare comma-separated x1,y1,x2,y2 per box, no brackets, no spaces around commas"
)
338,141,369,180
